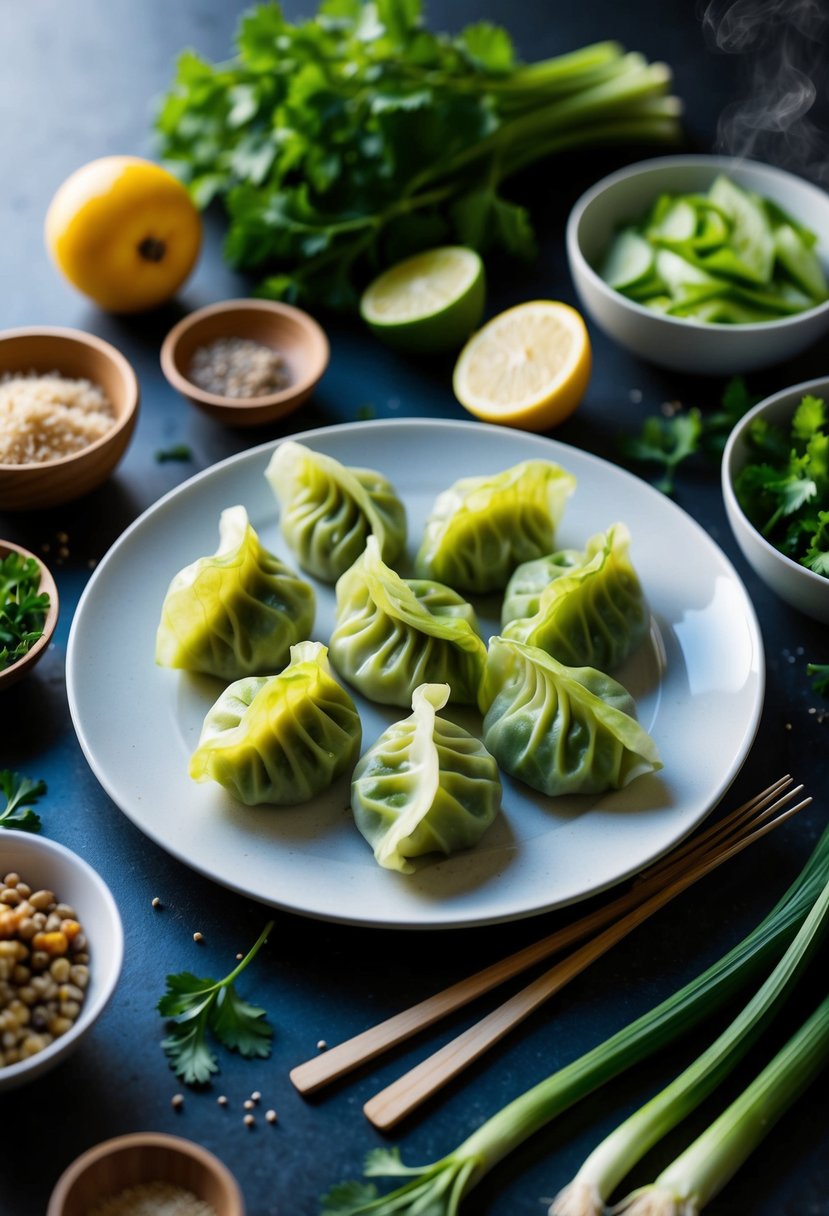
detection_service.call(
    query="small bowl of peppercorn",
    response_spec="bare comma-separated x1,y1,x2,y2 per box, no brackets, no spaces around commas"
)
160,298,330,426
0,833,123,1092
0,539,60,691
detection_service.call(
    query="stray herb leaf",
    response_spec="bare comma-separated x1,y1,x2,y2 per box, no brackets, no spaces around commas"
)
0,552,50,672
0,770,46,833
808,662,829,697
158,920,273,1084
156,444,193,463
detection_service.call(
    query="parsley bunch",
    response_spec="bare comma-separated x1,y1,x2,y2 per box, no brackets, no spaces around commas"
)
735,393,829,577
157,0,680,310
0,552,50,672
0,770,46,833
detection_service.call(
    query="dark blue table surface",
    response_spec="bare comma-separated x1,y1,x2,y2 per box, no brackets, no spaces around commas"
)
1,2,827,1214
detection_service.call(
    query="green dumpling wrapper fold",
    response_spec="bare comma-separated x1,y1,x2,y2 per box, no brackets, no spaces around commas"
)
479,636,662,797
265,440,407,583
415,459,577,594
351,683,502,873
502,523,649,671
329,535,487,707
189,641,361,806
155,505,315,681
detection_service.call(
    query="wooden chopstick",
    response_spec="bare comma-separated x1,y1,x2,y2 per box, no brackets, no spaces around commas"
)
290,777,798,1098
363,790,811,1130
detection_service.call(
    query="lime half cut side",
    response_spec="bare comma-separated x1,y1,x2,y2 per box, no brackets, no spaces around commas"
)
360,246,486,353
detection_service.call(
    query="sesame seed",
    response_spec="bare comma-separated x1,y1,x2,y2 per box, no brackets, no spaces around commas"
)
172,1093,184,1111
244,1114,255,1128
235,952,244,961
218,1095,228,1107
244,1099,255,1111
251,1090,262,1102
316,1039,328,1051
265,1110,278,1124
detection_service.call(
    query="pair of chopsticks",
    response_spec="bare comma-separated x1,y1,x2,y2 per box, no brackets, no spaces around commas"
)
290,776,810,1130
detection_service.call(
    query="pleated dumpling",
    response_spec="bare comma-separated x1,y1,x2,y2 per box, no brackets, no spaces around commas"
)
189,641,361,806
351,683,502,873
502,524,648,671
478,636,662,797
414,459,577,594
155,505,315,681
329,536,487,707
265,440,406,582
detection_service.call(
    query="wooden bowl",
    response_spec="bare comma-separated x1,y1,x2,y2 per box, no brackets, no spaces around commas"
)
0,539,59,689
47,1132,245,1216
0,327,139,510
160,298,329,426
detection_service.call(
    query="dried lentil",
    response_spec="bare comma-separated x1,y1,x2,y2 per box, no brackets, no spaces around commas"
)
0,872,89,1068
188,337,289,399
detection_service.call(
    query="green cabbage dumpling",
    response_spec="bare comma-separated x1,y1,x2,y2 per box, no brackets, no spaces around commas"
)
155,505,315,681
329,536,487,707
351,683,502,873
414,459,577,594
478,636,662,797
189,641,361,806
502,524,648,671
265,440,407,582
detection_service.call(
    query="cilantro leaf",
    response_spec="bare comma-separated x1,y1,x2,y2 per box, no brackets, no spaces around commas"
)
808,662,829,697
0,552,50,673
363,1147,423,1177
155,444,193,463
320,1181,380,1215
158,922,274,1084
0,770,46,833
803,511,829,576
618,409,702,494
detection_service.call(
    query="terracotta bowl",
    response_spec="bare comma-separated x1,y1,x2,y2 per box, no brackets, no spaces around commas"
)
0,327,139,510
160,298,329,426
0,539,59,690
47,1132,245,1216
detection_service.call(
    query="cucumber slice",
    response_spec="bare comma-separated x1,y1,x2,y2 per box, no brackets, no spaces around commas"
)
655,248,721,298
774,224,828,302
646,198,696,244
707,175,774,284
599,229,654,290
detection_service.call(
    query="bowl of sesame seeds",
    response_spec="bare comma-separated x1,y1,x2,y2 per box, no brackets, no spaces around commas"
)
0,327,139,510
47,1132,244,1216
0,833,123,1092
160,298,329,426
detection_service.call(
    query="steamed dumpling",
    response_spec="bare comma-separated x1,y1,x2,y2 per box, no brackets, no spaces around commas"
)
502,524,648,671
265,440,406,582
329,536,487,707
155,505,315,681
478,636,662,797
415,459,577,594
351,683,502,873
189,641,361,806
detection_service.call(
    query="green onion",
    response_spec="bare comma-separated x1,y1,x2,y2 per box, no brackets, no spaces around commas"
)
548,874,829,1216
320,826,829,1215
614,993,829,1214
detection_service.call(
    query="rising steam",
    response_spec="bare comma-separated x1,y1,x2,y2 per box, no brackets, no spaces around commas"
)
701,0,829,183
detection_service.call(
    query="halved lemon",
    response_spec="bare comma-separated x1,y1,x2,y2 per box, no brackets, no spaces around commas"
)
453,300,592,431
360,246,485,353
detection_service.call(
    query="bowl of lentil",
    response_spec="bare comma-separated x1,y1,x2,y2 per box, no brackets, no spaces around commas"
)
47,1132,244,1216
0,833,122,1091
0,326,139,511
160,298,329,426
0,539,60,690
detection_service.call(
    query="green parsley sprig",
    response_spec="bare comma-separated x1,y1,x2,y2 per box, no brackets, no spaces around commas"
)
0,770,46,833
808,663,829,697
0,552,50,672
158,920,274,1084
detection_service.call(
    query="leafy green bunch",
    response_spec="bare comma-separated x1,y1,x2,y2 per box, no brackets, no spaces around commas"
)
157,0,680,309
0,552,50,672
735,393,829,577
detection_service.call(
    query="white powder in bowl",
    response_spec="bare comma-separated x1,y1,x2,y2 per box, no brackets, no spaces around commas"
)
0,372,115,465
86,1179,216,1216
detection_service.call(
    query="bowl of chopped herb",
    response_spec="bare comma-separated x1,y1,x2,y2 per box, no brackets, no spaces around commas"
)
0,539,59,689
567,156,829,375
722,375,829,624
0,327,139,510
47,1132,244,1216
160,298,329,426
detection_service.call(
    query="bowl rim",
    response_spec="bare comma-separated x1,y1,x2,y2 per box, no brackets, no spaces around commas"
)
0,833,124,1088
566,153,829,334
47,1131,245,1215
0,325,140,472
0,539,59,683
160,297,330,411
721,374,829,591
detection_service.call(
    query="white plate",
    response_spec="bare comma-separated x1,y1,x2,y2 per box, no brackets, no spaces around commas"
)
67,419,764,929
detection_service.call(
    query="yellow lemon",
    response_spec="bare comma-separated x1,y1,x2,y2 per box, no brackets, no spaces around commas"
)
360,246,485,353
453,300,591,431
45,156,202,313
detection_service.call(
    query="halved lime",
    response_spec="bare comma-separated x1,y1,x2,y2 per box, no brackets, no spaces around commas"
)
360,246,486,353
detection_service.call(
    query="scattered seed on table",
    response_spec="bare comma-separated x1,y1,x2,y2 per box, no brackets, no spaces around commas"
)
251,1090,261,1102
193,931,203,943
171,1093,184,1111
235,952,243,961
265,1109,278,1124
244,1114,255,1128
244,1098,254,1111
316,1039,328,1051
151,897,161,909
217,1095,228,1107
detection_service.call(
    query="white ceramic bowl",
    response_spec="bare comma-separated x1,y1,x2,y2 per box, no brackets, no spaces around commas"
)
722,375,829,624
0,834,123,1091
566,155,829,375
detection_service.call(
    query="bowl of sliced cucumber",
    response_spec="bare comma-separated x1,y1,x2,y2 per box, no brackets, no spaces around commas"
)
566,155,829,374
